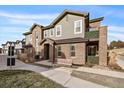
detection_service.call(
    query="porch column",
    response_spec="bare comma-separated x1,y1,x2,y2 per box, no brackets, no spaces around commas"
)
52,44,55,64
99,26,108,66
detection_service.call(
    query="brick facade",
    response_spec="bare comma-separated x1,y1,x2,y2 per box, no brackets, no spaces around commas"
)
55,43,86,65
99,26,108,66
89,21,101,31
32,25,43,57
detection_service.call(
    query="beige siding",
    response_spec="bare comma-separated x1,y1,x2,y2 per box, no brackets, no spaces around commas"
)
25,34,32,45
44,14,85,40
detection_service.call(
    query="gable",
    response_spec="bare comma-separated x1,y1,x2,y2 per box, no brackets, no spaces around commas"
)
43,10,88,30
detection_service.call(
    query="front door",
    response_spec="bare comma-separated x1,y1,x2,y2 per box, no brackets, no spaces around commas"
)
44,44,49,60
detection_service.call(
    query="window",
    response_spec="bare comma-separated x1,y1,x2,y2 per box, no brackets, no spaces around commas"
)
44,30,47,38
44,30,49,38
56,25,62,37
57,46,61,57
36,31,38,39
28,34,32,44
74,20,82,34
35,31,39,48
88,46,97,56
50,29,54,37
70,44,75,57
36,39,38,47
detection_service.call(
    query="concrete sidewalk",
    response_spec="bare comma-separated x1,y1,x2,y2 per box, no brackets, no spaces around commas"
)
41,67,107,88
76,67,124,79
116,58,124,70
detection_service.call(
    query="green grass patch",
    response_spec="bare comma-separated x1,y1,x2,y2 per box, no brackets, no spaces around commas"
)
0,70,63,88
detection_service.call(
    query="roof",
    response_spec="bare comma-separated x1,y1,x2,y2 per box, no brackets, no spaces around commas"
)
90,17,104,23
55,37,88,44
23,23,43,36
43,9,89,30
30,23,43,31
23,31,32,35
40,37,88,45
23,44,32,48
6,41,15,45
1,44,6,46
40,38,55,45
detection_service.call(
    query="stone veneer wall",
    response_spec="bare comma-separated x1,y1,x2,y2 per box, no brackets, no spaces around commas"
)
99,26,108,66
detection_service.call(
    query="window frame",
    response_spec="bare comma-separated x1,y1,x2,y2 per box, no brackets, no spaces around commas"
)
56,25,62,37
70,44,76,57
57,46,62,57
50,28,54,37
74,20,83,34
44,30,49,38
87,45,97,56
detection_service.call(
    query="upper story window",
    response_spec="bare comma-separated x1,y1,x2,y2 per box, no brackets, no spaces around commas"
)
74,20,82,34
44,30,49,38
36,31,38,39
56,25,62,37
50,29,54,37
29,34,32,43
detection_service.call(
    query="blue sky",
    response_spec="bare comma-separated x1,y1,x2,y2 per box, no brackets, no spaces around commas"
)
0,5,124,47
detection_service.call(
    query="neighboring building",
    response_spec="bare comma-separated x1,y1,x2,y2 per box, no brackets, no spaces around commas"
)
1,41,15,54
0,48,2,54
1,44,6,54
15,39,25,55
23,10,108,66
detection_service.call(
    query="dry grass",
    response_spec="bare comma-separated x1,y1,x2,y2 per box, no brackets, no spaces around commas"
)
0,70,63,88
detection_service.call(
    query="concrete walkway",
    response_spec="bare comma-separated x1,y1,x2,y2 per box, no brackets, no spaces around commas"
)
116,58,124,70
0,55,107,88
76,67,124,79
0,55,49,72
41,67,107,88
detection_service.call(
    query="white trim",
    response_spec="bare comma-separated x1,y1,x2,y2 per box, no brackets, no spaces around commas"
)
57,45,62,57
74,20,83,34
56,25,62,37
49,28,54,37
44,30,49,38
70,44,76,57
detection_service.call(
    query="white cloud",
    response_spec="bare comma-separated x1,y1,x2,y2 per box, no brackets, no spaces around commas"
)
0,10,59,20
108,33,124,40
0,26,27,34
7,18,49,26
8,19,36,25
109,25,124,33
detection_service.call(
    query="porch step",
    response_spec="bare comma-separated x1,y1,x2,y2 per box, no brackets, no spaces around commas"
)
32,61,54,68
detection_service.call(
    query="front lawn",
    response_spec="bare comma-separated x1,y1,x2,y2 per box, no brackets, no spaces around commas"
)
0,70,63,88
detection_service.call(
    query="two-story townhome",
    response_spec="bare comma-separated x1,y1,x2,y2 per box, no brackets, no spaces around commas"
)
23,24,43,62
1,44,6,54
2,41,15,55
23,10,108,66
15,39,25,55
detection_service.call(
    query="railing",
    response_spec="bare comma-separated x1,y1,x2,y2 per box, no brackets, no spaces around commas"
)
85,31,99,39
87,56,99,64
